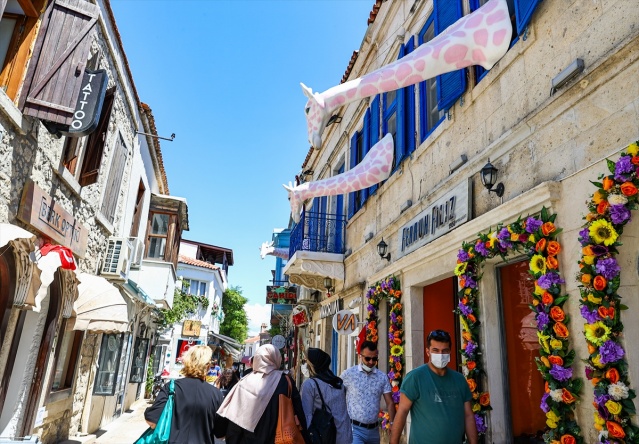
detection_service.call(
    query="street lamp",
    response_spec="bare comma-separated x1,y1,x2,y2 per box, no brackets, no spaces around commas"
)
377,238,391,261
480,159,504,197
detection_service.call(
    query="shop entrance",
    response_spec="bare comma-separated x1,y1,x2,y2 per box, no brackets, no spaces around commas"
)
422,277,459,369
498,260,546,443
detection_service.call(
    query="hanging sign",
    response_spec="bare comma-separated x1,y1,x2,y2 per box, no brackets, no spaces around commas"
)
64,69,108,137
272,335,286,349
266,285,297,304
292,305,309,326
182,320,201,337
332,309,359,336
320,298,341,319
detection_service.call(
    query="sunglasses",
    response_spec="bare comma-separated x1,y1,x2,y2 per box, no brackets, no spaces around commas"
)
361,355,378,362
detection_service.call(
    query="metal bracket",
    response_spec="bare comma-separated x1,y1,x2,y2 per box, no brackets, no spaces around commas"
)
136,131,175,142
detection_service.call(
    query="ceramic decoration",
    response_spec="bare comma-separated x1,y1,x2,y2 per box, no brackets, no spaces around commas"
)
302,0,512,148
260,241,289,260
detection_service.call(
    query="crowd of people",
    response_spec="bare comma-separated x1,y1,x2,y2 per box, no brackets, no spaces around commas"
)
144,329,477,444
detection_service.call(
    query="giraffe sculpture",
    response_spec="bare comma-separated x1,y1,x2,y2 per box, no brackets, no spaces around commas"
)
285,134,394,223
302,0,512,148
260,241,289,260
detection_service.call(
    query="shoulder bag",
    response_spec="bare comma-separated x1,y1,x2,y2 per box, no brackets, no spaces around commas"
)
135,379,175,444
307,379,337,444
274,374,306,444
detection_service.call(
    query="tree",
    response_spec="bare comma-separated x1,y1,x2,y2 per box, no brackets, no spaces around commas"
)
220,286,249,343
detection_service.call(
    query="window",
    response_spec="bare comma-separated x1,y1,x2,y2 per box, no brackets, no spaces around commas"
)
94,333,124,395
100,132,129,224
347,129,366,219
147,213,170,259
130,180,146,237
129,337,149,384
382,90,397,164
144,195,184,268
183,279,206,297
419,15,445,143
50,323,83,392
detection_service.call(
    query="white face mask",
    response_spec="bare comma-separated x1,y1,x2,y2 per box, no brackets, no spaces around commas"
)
361,363,374,372
430,353,450,369
301,364,310,378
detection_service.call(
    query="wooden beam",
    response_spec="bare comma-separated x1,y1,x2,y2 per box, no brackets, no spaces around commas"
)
17,0,38,17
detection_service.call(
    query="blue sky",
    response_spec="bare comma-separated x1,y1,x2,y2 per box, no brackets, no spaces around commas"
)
111,0,374,334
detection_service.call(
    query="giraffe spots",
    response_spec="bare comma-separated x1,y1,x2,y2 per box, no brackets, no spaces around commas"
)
396,63,412,82
472,49,487,64
493,28,508,46
482,0,498,13
366,174,377,184
381,165,390,174
328,96,346,108
414,44,432,58
487,10,507,26
433,39,449,59
452,31,466,38
415,59,426,72
361,84,379,97
473,29,488,47
465,13,484,29
346,89,357,99
406,74,423,85
370,167,381,176
381,68,395,80
380,79,399,91
444,44,468,64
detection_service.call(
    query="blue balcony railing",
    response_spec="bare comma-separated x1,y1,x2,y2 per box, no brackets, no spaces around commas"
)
289,209,347,257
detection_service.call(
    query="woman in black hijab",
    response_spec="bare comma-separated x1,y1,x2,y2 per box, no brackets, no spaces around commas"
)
300,348,352,443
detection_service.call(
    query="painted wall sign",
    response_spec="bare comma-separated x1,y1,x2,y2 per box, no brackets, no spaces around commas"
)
18,179,89,257
397,179,471,259
332,309,360,336
182,320,202,337
320,298,341,319
266,285,297,304
64,69,108,137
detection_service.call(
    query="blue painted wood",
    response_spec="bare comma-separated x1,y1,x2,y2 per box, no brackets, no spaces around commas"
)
434,0,466,111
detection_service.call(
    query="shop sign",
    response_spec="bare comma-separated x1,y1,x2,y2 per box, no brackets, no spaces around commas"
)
320,298,341,319
18,179,89,257
397,179,471,259
332,309,360,336
272,335,286,349
64,69,108,137
182,320,201,337
266,285,297,304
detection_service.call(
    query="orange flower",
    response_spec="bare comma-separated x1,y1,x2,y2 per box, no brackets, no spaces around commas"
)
586,213,598,221
461,297,468,305
549,355,564,366
581,274,592,284
632,156,639,165
592,191,605,204
553,322,569,338
621,182,638,196
560,434,576,444
603,176,614,190
459,277,466,288
582,246,594,256
462,331,472,341
466,361,477,370
536,238,547,252
547,241,561,256
479,392,490,406
598,306,615,319
541,222,556,236
397,316,403,323
545,381,550,393
467,379,477,392
542,292,554,305
395,362,402,371
593,275,607,291
468,314,477,323
605,368,620,384
392,385,399,392
550,306,565,322
606,421,626,439
591,377,600,386
588,343,597,355
597,201,609,215
561,389,576,405
547,256,559,269
393,338,402,345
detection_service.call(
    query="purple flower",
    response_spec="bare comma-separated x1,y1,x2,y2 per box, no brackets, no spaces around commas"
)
526,217,543,234
465,341,477,357
458,302,473,316
475,241,489,257
595,257,621,280
595,393,612,419
463,275,477,288
596,393,612,407
549,364,573,382
475,414,487,434
585,366,594,380
498,227,511,240
390,312,398,323
540,392,550,413
578,227,591,246
498,240,513,249
537,272,565,289
581,305,601,324
591,245,609,256
392,391,400,404
610,204,631,225
537,312,550,331
615,155,634,181
458,249,470,262
388,332,395,341
599,340,625,364
388,370,396,380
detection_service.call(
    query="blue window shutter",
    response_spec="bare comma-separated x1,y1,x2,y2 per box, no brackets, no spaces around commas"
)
369,95,380,195
514,0,542,36
396,43,407,165
348,131,358,220
360,110,371,207
405,36,416,155
434,0,466,111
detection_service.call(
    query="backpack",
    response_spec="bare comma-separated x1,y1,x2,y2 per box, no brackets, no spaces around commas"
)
307,379,337,444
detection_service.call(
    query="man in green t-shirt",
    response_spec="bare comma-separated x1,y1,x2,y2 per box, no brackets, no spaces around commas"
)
390,330,477,444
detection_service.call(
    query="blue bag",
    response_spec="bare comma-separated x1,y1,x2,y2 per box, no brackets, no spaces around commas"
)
135,379,175,444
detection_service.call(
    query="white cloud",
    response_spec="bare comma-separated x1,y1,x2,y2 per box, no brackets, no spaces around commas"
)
244,303,272,336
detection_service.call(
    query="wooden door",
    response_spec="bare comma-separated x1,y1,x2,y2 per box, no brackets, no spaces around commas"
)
422,278,459,369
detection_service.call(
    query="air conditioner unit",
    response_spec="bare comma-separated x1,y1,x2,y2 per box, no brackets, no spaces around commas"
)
129,237,145,267
297,287,318,305
101,237,132,280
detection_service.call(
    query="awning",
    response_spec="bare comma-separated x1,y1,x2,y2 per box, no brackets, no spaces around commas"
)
0,223,36,249
119,279,156,306
68,272,130,333
208,332,242,359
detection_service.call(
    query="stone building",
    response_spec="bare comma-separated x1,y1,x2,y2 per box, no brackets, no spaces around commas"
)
0,0,187,442
284,0,639,442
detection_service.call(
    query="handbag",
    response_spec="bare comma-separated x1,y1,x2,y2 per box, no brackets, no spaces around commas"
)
274,374,306,444
307,379,337,444
135,379,175,444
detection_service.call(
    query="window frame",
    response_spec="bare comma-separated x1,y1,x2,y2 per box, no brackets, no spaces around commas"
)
48,320,83,395
93,333,124,396
129,337,149,384
144,204,181,268
418,14,445,143
146,211,172,260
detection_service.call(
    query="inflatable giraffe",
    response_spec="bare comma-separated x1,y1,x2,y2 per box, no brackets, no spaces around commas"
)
260,241,289,260
302,0,512,148
285,134,394,223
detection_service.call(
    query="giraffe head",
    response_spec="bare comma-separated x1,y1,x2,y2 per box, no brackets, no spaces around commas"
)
259,241,275,259
283,182,303,224
301,83,330,149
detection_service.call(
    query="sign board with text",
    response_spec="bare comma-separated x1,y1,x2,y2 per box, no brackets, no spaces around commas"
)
266,286,297,304
332,309,360,336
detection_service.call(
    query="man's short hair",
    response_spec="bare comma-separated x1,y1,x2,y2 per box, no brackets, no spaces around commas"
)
359,341,378,353
427,329,452,347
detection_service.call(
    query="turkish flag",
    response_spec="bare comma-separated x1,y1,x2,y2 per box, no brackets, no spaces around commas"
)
356,326,367,354
40,243,76,270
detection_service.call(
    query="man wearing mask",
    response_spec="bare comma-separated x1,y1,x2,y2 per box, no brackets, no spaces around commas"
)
340,341,395,444
390,330,477,444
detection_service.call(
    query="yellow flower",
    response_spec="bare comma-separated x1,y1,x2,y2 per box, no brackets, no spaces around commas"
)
510,233,519,241
507,225,514,234
530,254,547,274
534,284,545,296
464,288,472,295
583,255,595,265
606,400,622,415
592,354,605,369
627,142,639,156
546,411,560,423
588,294,602,304
584,321,611,346
537,332,550,354
550,339,563,350
454,262,468,276
529,234,536,243
546,419,558,429
472,403,481,413
460,317,470,332
594,412,606,425
589,219,619,246
390,345,404,357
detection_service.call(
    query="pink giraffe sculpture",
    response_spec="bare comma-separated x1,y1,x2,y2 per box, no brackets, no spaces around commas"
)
284,134,394,223
302,0,512,148
260,241,289,260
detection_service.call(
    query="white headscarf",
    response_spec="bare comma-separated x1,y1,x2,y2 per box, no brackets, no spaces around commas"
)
217,344,283,432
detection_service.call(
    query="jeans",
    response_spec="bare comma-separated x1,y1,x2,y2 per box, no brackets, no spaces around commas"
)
351,424,380,444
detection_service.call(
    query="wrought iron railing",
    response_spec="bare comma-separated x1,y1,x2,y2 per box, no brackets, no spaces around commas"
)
289,209,347,257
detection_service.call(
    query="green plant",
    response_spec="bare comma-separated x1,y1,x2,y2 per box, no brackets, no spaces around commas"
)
157,285,209,330
145,354,155,397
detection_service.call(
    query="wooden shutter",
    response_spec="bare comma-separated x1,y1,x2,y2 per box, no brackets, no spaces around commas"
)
347,132,358,220
130,180,146,237
435,0,466,112
514,0,542,36
79,88,115,186
18,0,99,125
100,133,128,224
369,95,381,195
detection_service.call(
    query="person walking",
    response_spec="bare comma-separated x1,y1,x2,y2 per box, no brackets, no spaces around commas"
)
340,341,395,444
216,368,239,397
301,348,352,443
216,344,310,444
390,330,477,444
144,345,226,443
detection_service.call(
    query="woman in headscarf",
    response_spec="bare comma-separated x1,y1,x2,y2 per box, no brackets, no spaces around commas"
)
301,348,352,443
217,344,310,443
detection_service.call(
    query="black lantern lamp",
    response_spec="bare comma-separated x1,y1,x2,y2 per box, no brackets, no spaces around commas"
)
377,238,391,261
480,159,504,197
323,277,334,293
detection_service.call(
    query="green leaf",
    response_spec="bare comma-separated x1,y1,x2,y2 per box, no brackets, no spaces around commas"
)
619,304,629,310
607,159,616,174
541,207,549,222
590,181,603,188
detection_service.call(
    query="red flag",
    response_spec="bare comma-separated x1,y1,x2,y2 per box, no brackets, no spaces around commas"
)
356,326,367,354
40,243,77,270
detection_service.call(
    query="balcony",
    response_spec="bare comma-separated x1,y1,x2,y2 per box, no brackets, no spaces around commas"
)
283,210,346,292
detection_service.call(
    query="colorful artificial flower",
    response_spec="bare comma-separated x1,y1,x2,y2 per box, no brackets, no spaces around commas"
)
530,254,547,274
588,219,619,246
390,345,403,357
584,321,611,346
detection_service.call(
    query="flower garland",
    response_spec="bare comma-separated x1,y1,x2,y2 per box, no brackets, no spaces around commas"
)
365,276,403,430
576,142,639,444
455,208,582,443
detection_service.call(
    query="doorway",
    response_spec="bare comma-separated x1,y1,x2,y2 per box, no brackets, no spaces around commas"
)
498,260,546,443
422,277,459,369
